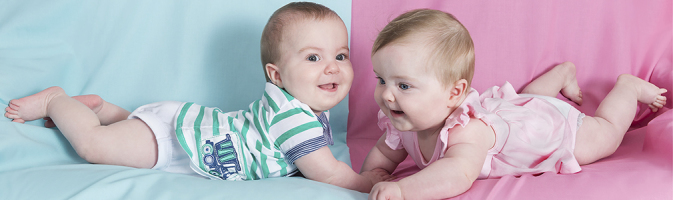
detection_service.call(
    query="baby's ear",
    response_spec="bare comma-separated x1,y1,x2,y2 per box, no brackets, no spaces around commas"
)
448,79,468,105
265,63,283,88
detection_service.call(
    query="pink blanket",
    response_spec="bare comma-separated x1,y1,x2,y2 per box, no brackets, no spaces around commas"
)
347,0,672,199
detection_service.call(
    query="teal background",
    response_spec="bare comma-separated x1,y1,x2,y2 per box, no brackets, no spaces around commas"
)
0,1,365,199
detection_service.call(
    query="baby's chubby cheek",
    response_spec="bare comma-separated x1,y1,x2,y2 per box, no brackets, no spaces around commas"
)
373,92,385,108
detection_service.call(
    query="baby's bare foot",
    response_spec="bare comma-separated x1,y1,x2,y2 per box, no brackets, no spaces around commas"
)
649,92,667,112
618,74,668,112
555,62,583,105
4,86,67,123
43,94,103,127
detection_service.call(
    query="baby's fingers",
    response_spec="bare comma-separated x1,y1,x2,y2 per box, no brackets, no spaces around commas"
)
384,174,397,181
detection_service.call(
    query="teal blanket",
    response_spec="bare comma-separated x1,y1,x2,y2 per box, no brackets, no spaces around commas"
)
0,0,365,199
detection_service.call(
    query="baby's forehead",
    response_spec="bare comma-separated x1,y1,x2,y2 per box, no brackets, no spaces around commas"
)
277,17,347,47
280,15,344,34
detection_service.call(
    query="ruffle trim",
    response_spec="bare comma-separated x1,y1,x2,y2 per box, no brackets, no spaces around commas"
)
377,110,412,150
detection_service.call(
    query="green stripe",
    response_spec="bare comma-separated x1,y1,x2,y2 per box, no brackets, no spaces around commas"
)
251,159,259,180
280,88,294,101
264,92,280,113
275,152,287,176
252,101,271,149
274,121,322,147
219,153,235,163
303,109,314,117
239,112,249,139
220,141,232,148
175,103,194,158
228,116,235,134
212,109,220,136
194,106,206,171
218,148,234,155
256,141,269,178
270,108,303,126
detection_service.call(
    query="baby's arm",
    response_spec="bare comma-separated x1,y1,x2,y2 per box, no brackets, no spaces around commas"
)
294,146,387,193
361,133,409,174
370,120,494,200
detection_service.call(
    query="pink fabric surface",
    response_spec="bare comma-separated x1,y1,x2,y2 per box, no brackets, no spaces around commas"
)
348,0,672,199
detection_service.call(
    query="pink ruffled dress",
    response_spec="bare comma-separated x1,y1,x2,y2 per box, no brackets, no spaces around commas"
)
379,82,583,179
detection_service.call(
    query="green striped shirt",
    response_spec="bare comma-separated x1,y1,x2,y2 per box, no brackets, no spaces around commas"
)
174,82,329,180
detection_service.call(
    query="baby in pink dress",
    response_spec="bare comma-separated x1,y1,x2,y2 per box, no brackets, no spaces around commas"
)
361,9,668,200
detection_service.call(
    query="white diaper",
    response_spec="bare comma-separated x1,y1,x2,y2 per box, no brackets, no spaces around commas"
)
127,101,201,177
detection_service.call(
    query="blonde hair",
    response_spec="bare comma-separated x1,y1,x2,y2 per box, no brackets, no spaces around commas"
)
372,9,475,89
260,2,341,81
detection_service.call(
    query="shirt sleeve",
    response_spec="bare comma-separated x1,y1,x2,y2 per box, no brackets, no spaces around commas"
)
269,106,327,164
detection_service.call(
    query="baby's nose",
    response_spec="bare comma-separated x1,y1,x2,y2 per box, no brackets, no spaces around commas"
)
325,61,340,74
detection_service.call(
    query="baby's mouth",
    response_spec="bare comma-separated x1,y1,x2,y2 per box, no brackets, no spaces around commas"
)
391,110,404,115
318,83,338,90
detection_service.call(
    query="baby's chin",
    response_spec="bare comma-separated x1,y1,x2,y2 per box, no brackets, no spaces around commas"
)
296,95,344,113
311,93,348,110
390,122,414,132
309,104,337,115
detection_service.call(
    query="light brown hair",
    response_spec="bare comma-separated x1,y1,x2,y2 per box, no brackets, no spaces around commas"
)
260,2,341,81
372,9,475,89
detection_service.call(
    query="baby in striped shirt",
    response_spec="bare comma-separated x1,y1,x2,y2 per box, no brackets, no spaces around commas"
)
4,2,391,193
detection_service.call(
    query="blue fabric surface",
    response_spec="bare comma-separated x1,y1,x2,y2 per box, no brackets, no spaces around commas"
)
0,0,363,199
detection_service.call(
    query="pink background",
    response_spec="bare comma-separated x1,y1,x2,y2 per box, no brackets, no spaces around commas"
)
347,0,672,199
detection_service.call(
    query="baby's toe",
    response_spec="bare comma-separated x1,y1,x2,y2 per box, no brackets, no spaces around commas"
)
8,100,21,110
5,106,18,114
653,101,663,108
656,95,667,103
5,111,17,118
649,104,660,113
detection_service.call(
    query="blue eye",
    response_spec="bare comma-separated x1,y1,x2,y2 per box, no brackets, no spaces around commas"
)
336,54,347,61
399,83,409,90
307,54,320,62
377,77,385,85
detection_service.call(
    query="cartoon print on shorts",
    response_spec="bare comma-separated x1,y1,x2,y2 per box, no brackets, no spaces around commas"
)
202,133,243,180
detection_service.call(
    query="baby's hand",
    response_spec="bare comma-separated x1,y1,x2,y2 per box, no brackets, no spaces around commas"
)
369,182,403,200
361,168,396,185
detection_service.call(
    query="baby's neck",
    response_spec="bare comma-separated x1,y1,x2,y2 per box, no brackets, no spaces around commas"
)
417,126,443,140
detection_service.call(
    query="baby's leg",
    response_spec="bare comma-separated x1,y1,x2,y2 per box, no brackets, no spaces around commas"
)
521,62,583,105
4,87,157,168
574,74,667,164
43,94,131,127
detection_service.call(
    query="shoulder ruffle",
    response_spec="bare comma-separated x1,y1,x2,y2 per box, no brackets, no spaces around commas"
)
479,81,520,101
377,110,411,150
437,88,491,156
